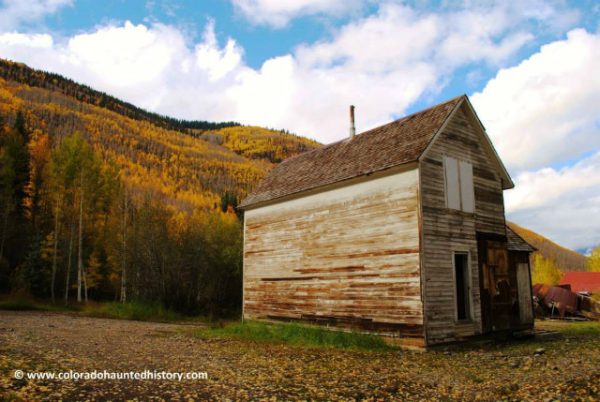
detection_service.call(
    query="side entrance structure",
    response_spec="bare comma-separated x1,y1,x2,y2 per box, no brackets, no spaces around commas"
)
239,95,535,348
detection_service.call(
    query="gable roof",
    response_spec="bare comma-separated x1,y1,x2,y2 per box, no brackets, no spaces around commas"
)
560,272,600,294
506,225,536,252
240,95,512,209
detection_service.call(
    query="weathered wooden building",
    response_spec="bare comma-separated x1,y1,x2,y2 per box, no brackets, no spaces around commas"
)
239,95,535,347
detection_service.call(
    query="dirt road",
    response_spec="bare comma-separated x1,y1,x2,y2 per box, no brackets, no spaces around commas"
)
1,311,599,401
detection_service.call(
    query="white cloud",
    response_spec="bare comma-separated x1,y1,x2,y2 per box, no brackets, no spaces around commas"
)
229,0,580,31
66,22,182,86
473,28,600,250
234,2,546,141
235,2,548,140
472,29,600,171
229,0,364,28
0,31,52,47
195,20,243,81
0,2,549,143
0,0,72,32
506,152,600,213
506,151,600,251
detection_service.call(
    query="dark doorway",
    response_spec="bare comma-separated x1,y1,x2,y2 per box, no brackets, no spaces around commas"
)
454,253,470,321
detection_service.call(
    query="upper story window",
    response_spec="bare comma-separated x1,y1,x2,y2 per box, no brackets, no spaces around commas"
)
443,156,475,213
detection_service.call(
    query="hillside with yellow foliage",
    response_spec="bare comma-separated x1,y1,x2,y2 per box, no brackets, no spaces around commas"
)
0,60,320,210
508,221,587,272
200,126,317,163
0,59,320,314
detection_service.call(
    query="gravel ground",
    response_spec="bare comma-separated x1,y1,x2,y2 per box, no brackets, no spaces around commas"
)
1,311,599,401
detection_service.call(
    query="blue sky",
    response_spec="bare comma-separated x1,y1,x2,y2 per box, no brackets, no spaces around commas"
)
46,0,331,69
0,0,599,252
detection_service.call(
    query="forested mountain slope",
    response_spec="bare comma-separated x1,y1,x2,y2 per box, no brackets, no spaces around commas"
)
0,59,320,209
508,221,587,271
0,58,238,132
0,59,320,312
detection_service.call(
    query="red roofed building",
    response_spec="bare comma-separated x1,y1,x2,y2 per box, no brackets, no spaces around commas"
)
560,272,600,294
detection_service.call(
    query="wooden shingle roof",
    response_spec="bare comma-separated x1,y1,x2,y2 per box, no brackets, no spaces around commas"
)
506,226,536,252
240,94,511,209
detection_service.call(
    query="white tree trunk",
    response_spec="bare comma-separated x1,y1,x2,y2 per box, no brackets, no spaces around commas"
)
120,191,127,303
64,223,74,305
50,196,60,303
77,171,84,303
83,266,88,303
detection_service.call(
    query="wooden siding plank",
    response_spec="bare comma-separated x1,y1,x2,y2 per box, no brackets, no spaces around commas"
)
244,169,424,338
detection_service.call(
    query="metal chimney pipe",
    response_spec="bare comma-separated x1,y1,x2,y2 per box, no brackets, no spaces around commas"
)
349,105,356,138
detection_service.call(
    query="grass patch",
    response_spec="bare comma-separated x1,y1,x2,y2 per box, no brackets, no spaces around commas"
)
194,320,393,351
537,320,600,336
0,298,43,311
81,301,185,322
0,297,75,312
0,295,203,323
560,321,600,336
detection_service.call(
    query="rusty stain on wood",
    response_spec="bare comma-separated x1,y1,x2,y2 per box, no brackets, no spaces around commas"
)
244,169,423,339
261,277,319,282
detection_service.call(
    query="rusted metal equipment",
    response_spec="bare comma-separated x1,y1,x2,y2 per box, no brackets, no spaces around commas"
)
533,283,600,320
533,284,577,318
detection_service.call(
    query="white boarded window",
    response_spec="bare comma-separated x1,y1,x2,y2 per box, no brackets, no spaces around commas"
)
459,161,475,213
444,156,475,213
444,156,460,210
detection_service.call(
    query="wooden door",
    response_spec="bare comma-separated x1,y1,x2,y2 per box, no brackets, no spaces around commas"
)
478,238,510,333
478,240,492,333
517,263,533,324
